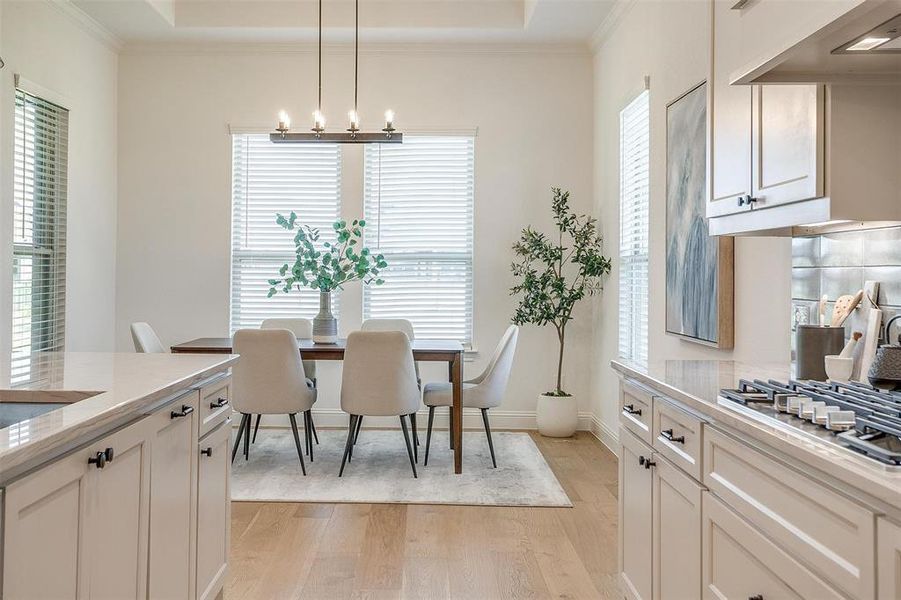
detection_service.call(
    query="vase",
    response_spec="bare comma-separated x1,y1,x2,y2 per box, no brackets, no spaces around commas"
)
312,291,338,344
536,393,578,437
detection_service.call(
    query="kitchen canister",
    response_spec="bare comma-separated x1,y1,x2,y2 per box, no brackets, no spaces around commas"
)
796,325,845,381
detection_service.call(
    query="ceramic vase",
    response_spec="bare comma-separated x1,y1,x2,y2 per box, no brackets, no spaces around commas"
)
312,291,338,344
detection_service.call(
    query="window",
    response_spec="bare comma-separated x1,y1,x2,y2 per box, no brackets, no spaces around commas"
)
618,90,649,365
230,134,341,332
12,88,68,383
363,136,474,345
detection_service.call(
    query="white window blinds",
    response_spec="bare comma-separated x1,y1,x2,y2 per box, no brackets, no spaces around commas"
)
619,90,649,365
363,136,474,345
12,88,68,384
230,134,341,333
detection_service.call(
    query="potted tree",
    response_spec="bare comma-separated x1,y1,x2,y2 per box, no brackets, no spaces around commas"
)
267,212,388,343
511,188,612,437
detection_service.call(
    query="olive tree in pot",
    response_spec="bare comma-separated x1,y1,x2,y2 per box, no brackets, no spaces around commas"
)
511,188,612,437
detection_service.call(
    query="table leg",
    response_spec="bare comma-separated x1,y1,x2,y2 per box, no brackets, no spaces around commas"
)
451,352,463,474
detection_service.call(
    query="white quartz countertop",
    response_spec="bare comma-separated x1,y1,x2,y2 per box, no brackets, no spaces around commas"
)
0,352,238,484
611,359,901,513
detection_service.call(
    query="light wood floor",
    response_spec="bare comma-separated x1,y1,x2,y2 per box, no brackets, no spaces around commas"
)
227,431,621,599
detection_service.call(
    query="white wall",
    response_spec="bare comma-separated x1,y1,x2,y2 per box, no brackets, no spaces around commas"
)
0,0,119,355
116,44,598,427
590,0,792,445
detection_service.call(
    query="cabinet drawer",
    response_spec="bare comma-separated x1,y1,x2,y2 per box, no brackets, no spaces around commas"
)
703,493,844,600
652,397,703,481
704,427,875,599
198,376,231,438
620,380,654,445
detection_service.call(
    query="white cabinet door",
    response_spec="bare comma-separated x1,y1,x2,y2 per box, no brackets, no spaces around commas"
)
3,449,91,599
620,429,654,600
652,455,702,600
878,517,901,600
148,391,199,600
708,0,752,219
196,421,232,600
84,418,152,600
751,84,824,209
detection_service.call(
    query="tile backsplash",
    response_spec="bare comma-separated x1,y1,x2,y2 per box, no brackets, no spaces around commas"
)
792,226,901,347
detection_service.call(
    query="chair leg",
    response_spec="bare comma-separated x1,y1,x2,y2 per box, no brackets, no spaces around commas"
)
288,414,307,476
339,415,358,477
400,415,418,478
231,413,248,464
410,413,418,463
243,412,251,460
251,414,262,444
449,407,455,450
354,415,363,445
309,412,319,445
304,410,314,462
481,408,497,468
424,406,435,466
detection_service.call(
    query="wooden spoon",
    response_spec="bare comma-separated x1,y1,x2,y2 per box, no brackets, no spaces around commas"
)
832,290,864,327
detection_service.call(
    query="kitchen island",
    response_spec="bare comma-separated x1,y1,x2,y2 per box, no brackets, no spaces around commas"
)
612,359,901,600
0,351,238,600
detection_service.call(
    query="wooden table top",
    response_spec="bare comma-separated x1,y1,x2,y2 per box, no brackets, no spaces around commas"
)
171,337,464,361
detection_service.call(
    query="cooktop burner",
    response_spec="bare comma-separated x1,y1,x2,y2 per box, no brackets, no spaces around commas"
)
719,379,901,467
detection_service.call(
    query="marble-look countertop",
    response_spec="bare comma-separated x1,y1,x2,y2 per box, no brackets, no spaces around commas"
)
0,352,238,484
611,359,901,512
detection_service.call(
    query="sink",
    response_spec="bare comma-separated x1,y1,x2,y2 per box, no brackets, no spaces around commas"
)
0,390,103,429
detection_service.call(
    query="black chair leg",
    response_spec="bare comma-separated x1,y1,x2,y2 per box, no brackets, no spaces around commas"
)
304,410,314,462
243,412,251,460
449,408,454,450
400,415,418,478
481,408,497,468
309,412,319,445
339,415,358,477
411,412,420,446
251,414,262,443
288,414,307,476
354,415,363,445
231,413,248,464
424,406,435,466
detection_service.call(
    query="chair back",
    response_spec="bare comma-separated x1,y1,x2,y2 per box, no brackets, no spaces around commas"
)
341,331,420,417
361,318,415,340
232,329,315,414
261,318,313,339
131,322,166,353
472,325,519,409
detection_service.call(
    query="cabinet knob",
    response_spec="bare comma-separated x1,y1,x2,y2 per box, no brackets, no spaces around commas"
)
88,451,107,469
738,195,746,206
201,447,213,457
171,405,195,419
639,455,646,466
623,404,642,416
104,447,115,463
644,459,656,470
749,596,763,600
210,397,229,409
747,196,758,207
661,429,685,444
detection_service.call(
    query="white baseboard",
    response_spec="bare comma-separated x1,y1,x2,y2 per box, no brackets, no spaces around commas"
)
588,414,619,454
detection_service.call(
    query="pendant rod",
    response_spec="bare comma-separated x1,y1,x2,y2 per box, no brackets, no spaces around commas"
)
354,0,359,115
317,0,322,113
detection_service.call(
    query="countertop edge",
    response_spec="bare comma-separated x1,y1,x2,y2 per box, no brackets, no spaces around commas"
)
0,355,239,486
610,359,901,514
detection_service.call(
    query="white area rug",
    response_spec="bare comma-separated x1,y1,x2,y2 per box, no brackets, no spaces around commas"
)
230,429,572,507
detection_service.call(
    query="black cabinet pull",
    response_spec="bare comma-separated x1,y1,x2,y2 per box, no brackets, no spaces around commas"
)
88,451,107,469
104,447,115,463
661,429,685,444
643,458,656,470
749,596,763,600
738,195,746,206
210,397,229,409
639,455,646,466
171,405,195,419
201,447,213,457
623,404,642,416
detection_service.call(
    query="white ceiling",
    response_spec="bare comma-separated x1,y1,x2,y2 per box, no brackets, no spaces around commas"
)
70,0,618,45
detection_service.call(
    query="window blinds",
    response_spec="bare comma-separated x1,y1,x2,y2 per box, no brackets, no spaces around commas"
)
230,134,341,333
12,88,68,384
363,136,474,345
618,90,650,365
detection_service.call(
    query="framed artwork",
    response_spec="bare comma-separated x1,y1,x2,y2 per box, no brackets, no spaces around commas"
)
665,81,734,348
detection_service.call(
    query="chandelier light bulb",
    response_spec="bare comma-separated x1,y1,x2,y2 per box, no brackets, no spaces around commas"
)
313,110,326,130
277,110,291,131
384,110,395,127
348,110,359,129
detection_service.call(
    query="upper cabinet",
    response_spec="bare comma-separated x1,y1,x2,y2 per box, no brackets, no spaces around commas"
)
708,0,901,236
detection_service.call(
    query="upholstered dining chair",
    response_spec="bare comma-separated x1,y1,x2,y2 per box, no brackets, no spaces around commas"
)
131,322,166,353
259,318,319,448
422,325,519,468
230,329,317,474
339,331,421,478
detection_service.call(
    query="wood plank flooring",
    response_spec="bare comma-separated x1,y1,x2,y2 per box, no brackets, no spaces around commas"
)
227,431,620,599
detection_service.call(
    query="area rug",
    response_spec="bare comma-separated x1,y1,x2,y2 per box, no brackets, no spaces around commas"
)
230,429,572,507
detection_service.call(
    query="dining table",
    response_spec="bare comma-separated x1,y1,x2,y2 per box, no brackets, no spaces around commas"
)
171,337,467,474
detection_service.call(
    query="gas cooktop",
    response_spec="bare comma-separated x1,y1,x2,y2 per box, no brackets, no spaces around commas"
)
719,379,901,468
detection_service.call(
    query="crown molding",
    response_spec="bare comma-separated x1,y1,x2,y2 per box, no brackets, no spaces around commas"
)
121,40,592,57
590,0,638,53
47,0,124,52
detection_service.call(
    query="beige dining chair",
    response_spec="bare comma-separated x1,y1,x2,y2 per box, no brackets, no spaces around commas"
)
339,331,421,478
231,329,317,474
259,318,319,448
131,322,166,353
422,325,519,468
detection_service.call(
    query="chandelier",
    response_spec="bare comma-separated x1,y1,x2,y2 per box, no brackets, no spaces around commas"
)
271,0,402,144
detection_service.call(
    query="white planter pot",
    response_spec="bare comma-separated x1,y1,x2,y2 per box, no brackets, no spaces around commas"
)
536,393,578,438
